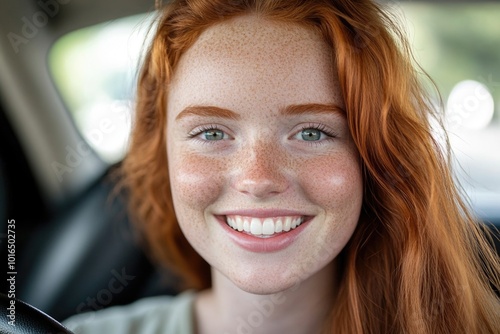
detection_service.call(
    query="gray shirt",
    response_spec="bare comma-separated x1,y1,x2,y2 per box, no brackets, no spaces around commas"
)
63,291,195,334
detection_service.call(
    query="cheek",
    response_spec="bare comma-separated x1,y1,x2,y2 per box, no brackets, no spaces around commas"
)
301,149,361,191
298,151,363,220
169,152,225,212
296,152,362,262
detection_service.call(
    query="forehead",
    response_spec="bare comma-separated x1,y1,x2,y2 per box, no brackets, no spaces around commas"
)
168,15,342,114
187,14,328,65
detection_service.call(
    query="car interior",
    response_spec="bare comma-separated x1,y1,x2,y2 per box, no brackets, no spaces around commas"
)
0,0,499,332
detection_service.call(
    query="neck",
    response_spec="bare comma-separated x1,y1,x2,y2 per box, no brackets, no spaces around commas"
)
194,261,337,334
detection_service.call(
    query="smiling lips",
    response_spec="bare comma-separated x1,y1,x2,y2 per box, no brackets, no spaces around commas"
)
226,215,305,238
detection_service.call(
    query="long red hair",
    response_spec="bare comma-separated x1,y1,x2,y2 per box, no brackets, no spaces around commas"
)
121,0,500,332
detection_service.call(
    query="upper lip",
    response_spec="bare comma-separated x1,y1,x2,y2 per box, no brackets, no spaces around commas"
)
216,209,312,218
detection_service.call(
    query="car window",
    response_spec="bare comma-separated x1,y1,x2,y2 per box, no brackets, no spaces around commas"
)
49,14,156,163
49,4,499,213
400,2,500,217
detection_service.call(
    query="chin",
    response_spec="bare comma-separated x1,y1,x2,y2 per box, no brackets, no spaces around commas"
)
233,278,298,296
222,264,311,296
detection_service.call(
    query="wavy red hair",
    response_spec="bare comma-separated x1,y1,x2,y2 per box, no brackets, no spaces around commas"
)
121,0,500,332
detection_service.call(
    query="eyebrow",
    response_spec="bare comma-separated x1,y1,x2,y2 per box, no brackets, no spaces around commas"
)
175,103,345,121
175,106,241,121
280,103,346,117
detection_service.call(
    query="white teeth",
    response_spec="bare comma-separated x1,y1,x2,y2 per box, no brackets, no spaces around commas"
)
226,216,304,237
243,219,250,232
250,218,262,235
236,216,243,231
292,217,301,229
284,217,291,232
275,219,283,233
262,218,274,235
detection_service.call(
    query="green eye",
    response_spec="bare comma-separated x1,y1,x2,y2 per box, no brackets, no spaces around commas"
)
204,129,225,140
301,128,322,141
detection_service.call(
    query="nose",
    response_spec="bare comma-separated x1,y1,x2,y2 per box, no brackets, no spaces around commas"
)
232,140,289,199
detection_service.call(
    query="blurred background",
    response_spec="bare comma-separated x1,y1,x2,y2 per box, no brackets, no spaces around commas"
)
0,0,498,322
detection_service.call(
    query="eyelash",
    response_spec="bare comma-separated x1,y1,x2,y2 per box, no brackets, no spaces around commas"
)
298,123,337,138
293,123,338,147
187,123,338,143
187,125,230,143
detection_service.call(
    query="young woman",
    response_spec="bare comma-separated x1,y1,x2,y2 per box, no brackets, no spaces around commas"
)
65,0,500,333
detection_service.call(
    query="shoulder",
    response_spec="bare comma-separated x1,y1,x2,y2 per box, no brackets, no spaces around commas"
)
63,291,196,334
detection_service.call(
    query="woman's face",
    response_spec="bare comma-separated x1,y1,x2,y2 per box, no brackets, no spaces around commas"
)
167,15,363,294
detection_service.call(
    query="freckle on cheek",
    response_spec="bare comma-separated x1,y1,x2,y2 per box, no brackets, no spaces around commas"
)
171,156,224,206
301,155,361,199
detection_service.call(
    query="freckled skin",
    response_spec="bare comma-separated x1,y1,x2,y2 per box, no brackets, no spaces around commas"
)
166,15,363,295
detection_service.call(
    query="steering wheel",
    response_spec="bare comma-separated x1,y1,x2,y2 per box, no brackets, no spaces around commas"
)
0,293,74,333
